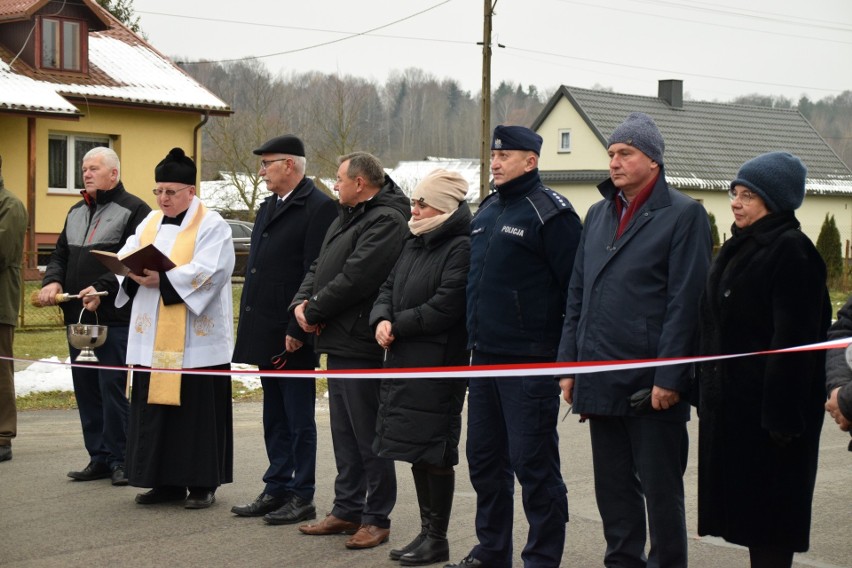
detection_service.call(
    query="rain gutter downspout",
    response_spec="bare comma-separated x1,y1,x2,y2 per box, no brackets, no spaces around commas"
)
192,110,210,182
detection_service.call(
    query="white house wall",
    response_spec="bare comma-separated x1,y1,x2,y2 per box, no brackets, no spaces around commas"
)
536,98,610,171
694,191,852,248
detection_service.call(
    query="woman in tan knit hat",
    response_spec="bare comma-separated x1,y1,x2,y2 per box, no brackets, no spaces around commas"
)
369,169,471,566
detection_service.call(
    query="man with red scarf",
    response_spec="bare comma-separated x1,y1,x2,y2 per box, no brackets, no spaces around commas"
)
558,112,712,568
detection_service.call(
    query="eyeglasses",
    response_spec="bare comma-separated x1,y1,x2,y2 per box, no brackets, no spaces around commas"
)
728,188,757,204
260,158,289,169
152,185,192,197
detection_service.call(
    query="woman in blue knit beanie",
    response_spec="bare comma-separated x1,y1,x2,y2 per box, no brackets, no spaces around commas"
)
730,151,806,216
696,151,830,567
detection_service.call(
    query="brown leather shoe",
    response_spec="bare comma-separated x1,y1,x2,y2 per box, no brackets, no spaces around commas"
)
345,524,390,549
298,513,360,535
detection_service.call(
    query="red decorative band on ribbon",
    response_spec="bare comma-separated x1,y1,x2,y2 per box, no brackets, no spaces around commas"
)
3,338,850,379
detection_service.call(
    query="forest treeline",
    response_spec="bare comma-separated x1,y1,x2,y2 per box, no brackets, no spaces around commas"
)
180,59,852,215
182,60,543,184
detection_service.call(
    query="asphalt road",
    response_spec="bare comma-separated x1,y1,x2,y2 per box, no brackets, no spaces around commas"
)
1,399,849,567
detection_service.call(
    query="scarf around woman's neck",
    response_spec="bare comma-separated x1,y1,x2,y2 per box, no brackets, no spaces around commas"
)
408,211,453,236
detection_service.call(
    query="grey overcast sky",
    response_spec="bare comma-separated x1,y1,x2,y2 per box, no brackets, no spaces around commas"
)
133,0,852,103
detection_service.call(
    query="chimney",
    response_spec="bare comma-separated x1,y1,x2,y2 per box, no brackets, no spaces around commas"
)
658,79,683,109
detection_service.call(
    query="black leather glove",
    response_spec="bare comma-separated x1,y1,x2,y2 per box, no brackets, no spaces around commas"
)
628,388,653,415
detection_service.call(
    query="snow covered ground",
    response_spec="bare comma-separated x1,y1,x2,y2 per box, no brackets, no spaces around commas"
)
14,358,262,397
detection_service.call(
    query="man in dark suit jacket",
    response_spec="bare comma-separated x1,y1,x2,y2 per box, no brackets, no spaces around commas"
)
231,135,337,525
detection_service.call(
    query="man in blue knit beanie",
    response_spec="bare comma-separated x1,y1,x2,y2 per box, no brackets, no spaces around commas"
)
557,111,712,568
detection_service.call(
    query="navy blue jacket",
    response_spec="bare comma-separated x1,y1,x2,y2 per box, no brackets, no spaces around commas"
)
558,168,711,421
232,177,337,367
466,169,582,358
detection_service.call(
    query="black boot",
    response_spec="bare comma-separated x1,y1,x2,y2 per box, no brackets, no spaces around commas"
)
399,469,454,566
389,465,431,561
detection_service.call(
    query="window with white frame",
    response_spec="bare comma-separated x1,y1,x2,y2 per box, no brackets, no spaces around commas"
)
48,133,111,194
558,129,572,153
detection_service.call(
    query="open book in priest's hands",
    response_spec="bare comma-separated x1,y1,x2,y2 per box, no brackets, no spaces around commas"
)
90,244,176,276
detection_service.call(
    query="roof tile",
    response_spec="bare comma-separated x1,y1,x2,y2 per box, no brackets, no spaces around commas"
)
541,85,852,196
0,1,229,114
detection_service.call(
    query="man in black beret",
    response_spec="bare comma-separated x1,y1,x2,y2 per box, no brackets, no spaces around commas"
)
231,135,337,525
448,125,582,568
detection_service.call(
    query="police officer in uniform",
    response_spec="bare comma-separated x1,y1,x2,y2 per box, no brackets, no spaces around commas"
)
446,126,582,568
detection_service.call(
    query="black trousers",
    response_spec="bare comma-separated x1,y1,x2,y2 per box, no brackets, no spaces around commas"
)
68,325,129,469
590,416,688,568
326,355,397,528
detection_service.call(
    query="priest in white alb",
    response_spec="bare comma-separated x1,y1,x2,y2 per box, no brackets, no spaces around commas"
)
84,147,235,509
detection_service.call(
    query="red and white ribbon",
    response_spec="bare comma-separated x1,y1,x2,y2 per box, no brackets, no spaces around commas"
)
3,338,850,379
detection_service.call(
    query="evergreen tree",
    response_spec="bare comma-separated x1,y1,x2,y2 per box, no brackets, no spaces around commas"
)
816,213,843,283
707,212,720,251
97,0,143,35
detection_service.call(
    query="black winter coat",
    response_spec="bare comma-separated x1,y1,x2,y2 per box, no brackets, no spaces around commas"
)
232,178,337,367
826,295,852,449
697,211,829,551
292,175,410,361
369,203,471,467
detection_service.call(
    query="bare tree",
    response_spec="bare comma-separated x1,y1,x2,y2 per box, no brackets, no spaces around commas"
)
306,73,384,178
186,59,483,186
193,60,292,220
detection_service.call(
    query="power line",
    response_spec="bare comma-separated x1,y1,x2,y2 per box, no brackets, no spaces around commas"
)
148,1,459,65
552,0,852,44
624,0,852,32
503,45,843,94
137,11,470,46
137,3,849,96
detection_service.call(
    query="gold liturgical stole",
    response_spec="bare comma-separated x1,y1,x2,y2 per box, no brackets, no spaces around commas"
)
139,202,207,405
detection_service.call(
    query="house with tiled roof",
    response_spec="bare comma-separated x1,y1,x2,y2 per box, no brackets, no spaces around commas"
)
531,80,852,243
0,0,230,268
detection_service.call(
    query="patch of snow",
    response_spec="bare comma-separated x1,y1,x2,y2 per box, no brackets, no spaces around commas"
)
14,358,262,398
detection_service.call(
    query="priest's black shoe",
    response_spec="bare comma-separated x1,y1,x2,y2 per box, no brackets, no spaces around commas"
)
0,445,11,462
231,492,289,517
135,486,187,505
68,460,111,481
111,464,128,486
263,495,316,525
185,489,216,509
445,555,485,567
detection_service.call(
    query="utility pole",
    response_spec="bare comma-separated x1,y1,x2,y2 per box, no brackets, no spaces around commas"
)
479,0,497,202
